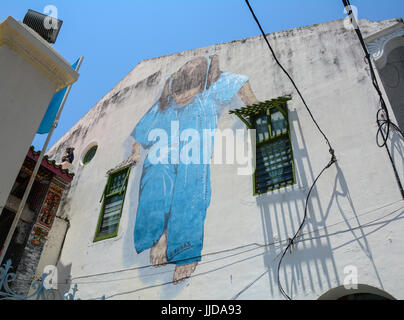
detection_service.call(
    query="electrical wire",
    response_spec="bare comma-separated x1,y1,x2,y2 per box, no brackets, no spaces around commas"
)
276,161,335,300
23,203,402,301
68,242,272,282
297,198,403,239
22,199,401,298
93,204,404,300
244,0,337,300
57,198,401,284
244,0,335,156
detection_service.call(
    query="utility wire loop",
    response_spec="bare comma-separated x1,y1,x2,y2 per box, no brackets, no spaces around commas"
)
342,0,403,146
342,0,404,200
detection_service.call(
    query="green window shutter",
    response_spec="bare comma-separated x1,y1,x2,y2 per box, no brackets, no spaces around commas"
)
94,166,131,242
229,97,296,195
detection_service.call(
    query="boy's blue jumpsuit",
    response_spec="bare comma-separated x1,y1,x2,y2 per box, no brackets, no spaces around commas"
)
133,59,248,265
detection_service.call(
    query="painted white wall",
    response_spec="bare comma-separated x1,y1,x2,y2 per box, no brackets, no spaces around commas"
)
47,18,404,300
28,216,69,298
0,16,78,216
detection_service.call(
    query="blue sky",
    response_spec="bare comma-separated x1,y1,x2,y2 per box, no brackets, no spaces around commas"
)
1,0,403,151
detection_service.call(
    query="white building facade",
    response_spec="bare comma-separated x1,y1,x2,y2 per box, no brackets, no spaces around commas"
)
42,18,404,300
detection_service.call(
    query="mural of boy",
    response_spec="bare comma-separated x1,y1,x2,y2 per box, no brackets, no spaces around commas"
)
128,55,258,284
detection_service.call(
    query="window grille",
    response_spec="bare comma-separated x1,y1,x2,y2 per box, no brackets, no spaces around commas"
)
94,166,130,241
230,97,296,195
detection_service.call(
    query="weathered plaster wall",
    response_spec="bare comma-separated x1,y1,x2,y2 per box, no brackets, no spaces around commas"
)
47,18,404,300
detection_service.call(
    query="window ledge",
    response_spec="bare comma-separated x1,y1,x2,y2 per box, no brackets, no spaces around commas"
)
88,230,124,247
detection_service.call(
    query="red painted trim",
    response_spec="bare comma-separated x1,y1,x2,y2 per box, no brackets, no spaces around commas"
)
27,147,73,183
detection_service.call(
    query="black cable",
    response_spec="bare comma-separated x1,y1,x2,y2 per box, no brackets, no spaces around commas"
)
377,108,404,146
37,199,402,291
342,0,404,199
277,159,335,300
244,0,335,157
342,0,403,141
68,242,279,282
343,0,403,145
55,198,400,284
244,0,337,300
88,204,404,300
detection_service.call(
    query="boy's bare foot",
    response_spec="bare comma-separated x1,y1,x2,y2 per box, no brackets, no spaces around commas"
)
173,262,198,284
150,231,168,267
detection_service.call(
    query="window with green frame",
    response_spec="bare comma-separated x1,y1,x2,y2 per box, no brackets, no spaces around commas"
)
229,97,296,195
94,166,131,242
83,145,97,165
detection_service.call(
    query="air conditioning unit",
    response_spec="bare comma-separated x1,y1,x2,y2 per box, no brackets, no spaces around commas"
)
23,9,63,44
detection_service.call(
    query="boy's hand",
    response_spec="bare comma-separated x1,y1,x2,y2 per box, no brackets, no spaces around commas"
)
130,140,141,163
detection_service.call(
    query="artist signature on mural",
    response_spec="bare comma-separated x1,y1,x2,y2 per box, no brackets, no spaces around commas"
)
161,304,242,318
167,242,192,260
